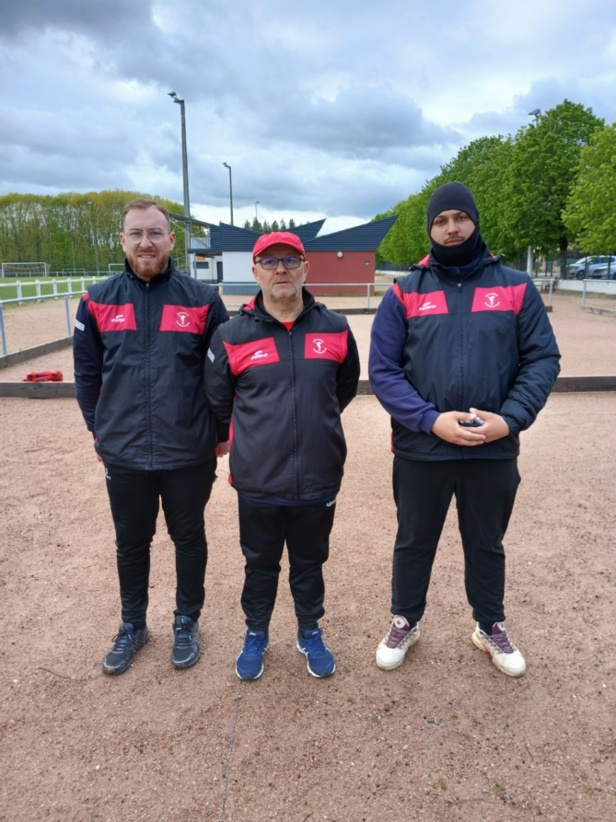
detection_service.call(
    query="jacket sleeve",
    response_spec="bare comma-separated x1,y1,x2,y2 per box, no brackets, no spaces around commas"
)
203,290,231,442
203,327,236,430
500,282,561,433
336,325,360,412
73,294,103,434
203,289,229,348
368,286,439,433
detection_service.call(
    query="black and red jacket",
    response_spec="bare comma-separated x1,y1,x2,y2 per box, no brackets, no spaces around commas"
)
369,254,561,461
73,261,229,469
204,290,360,502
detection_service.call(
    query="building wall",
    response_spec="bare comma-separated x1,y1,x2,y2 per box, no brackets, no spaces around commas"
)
305,251,375,296
218,251,259,294
215,249,378,296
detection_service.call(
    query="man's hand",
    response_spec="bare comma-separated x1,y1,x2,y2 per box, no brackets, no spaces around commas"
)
93,440,103,463
469,407,510,443
430,408,510,446
216,441,230,458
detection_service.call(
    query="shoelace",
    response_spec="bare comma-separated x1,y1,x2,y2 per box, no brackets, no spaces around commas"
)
111,628,135,652
301,631,328,655
243,633,267,656
386,624,411,648
487,627,516,654
174,624,194,648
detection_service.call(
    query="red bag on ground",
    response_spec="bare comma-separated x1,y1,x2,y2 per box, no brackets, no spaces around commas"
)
22,370,64,382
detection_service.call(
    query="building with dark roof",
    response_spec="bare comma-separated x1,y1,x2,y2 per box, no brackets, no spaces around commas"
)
178,215,397,295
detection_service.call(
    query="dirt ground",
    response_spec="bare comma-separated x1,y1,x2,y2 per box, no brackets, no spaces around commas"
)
0,291,615,822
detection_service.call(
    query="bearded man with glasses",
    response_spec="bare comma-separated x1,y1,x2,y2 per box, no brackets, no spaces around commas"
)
74,198,229,676
205,231,360,681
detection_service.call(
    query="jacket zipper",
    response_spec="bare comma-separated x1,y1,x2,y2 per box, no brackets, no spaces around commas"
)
287,326,301,499
144,281,153,469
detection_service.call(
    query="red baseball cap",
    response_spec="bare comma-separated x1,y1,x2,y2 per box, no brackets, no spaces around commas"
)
252,231,305,262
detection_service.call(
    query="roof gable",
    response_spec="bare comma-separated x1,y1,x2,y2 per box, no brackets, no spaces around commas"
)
186,215,397,254
304,216,397,252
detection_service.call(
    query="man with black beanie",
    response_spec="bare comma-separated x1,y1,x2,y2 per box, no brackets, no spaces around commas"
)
368,181,560,678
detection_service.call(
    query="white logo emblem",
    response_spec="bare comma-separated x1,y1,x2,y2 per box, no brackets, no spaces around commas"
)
250,350,269,361
484,292,501,308
419,302,438,312
312,338,328,354
111,314,125,323
176,311,191,328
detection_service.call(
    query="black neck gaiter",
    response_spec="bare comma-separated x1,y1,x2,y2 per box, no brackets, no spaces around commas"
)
430,225,487,268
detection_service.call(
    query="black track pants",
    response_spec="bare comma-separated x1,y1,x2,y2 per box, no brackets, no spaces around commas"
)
391,456,520,626
237,497,336,633
104,460,216,628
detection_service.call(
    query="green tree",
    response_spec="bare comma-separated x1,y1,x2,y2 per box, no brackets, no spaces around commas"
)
504,100,604,263
0,190,183,273
439,135,516,258
376,137,515,266
563,123,616,253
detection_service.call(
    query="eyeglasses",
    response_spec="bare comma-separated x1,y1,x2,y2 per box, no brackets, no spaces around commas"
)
125,229,169,243
256,256,304,271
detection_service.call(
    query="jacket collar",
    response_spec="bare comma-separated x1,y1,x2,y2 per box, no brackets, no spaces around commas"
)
241,288,318,322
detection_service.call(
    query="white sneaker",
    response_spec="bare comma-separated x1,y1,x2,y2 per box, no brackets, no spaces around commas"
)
376,616,420,670
471,622,526,677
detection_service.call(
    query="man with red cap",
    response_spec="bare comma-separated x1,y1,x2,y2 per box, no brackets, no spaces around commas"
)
205,231,360,680
369,182,560,678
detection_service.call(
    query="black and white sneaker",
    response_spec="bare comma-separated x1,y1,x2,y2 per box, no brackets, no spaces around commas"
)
171,615,201,669
102,622,150,675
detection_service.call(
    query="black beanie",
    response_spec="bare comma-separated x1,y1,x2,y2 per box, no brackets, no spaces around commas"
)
426,182,486,268
426,182,479,233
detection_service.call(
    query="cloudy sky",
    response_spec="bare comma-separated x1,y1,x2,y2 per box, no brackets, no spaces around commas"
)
2,0,615,233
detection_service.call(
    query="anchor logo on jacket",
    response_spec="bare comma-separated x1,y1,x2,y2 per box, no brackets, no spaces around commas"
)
176,311,191,328
312,338,328,355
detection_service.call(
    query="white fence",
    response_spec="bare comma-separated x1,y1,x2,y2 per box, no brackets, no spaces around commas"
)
0,277,107,357
0,275,574,360
0,276,107,306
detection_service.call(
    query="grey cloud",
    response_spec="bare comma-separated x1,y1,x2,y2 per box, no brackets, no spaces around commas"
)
270,88,460,158
1,0,615,227
0,0,157,39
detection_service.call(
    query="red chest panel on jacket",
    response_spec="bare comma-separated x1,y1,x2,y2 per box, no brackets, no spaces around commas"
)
160,304,209,333
88,301,137,331
304,331,348,362
223,337,281,376
395,288,449,318
471,284,526,315
88,301,209,333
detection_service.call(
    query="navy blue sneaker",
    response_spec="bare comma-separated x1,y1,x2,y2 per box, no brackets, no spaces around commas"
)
297,628,335,678
102,622,150,675
171,615,201,669
236,630,268,680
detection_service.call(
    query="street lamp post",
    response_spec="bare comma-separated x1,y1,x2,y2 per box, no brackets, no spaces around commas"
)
254,201,259,223
87,201,100,273
525,109,542,275
168,92,192,275
223,162,234,225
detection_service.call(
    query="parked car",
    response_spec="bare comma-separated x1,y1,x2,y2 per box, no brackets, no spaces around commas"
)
571,255,616,279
